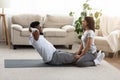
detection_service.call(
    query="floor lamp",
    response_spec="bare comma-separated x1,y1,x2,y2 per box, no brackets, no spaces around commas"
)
0,0,11,48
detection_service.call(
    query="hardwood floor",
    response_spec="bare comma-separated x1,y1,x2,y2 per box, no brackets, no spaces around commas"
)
105,51,120,70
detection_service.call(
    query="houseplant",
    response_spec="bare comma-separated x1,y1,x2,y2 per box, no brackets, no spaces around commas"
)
71,0,102,39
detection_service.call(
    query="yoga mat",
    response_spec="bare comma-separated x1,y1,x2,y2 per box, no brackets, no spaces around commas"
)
4,59,73,68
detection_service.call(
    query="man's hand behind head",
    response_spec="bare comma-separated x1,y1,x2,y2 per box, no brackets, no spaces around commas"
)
32,29,39,41
29,27,39,33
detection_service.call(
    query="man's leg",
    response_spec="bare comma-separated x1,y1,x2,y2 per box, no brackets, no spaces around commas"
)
76,53,96,67
48,50,76,65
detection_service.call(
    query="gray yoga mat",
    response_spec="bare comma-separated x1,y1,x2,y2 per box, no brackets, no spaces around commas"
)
4,59,73,68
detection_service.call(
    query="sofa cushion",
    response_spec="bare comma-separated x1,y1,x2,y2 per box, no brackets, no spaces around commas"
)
44,14,73,28
12,14,42,28
21,28,30,37
95,36,108,45
62,25,75,32
43,28,66,37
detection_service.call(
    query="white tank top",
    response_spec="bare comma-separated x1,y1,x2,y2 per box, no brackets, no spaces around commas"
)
29,34,56,63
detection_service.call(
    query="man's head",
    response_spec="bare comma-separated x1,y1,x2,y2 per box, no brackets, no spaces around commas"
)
30,21,40,28
29,21,42,33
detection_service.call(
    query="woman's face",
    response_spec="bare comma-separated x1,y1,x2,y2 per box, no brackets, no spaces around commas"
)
82,19,88,29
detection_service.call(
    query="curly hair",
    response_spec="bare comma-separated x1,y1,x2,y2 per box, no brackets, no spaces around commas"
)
85,16,95,32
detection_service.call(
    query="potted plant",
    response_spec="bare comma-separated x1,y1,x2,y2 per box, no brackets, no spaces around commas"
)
70,0,102,39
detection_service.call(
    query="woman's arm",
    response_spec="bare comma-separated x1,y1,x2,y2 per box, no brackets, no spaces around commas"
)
81,37,92,56
76,43,83,55
75,37,93,59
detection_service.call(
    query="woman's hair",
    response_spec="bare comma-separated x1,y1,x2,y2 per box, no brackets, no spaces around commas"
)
84,16,95,32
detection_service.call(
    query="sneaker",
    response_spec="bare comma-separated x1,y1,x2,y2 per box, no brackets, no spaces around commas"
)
94,52,105,65
97,50,102,58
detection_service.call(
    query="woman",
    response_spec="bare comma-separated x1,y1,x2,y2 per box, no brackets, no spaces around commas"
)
75,16,105,67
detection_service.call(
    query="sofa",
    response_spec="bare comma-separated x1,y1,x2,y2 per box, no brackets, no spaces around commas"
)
95,16,120,57
11,14,75,49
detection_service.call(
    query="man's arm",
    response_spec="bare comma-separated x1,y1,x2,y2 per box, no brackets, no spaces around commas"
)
32,30,39,41
29,27,32,32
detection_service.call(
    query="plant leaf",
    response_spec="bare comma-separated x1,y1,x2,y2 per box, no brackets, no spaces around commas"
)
94,12,99,19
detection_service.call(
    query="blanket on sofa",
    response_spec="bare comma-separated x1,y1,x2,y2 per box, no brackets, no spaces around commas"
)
107,30,120,52
100,16,120,52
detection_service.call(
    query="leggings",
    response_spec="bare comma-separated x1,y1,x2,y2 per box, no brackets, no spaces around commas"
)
48,50,76,65
76,52,97,67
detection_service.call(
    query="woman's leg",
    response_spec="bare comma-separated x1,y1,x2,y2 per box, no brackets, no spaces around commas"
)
76,53,96,67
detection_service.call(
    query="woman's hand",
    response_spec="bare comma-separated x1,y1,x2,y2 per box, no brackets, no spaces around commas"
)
75,51,79,55
74,55,81,60
75,50,82,55
74,49,86,60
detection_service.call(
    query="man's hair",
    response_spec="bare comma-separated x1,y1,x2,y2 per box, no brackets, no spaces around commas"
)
30,21,40,28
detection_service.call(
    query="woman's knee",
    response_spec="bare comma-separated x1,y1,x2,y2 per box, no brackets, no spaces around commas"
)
76,60,95,67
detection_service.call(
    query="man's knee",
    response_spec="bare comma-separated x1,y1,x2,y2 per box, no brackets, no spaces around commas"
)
76,60,87,67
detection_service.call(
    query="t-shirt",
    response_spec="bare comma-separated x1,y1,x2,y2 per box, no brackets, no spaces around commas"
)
81,30,96,54
29,34,56,63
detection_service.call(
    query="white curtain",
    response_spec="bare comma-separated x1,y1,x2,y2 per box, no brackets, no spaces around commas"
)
1,0,120,40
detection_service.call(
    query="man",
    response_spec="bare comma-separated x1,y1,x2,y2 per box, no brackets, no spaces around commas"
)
29,21,104,66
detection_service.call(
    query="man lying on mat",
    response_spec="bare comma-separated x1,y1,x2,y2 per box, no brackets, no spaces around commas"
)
29,18,104,67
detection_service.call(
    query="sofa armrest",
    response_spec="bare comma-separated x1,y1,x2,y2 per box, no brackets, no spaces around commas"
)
61,25,75,32
11,24,23,31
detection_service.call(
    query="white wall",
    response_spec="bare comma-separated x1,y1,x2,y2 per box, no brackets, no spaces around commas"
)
6,0,120,16
7,0,84,15
0,0,120,41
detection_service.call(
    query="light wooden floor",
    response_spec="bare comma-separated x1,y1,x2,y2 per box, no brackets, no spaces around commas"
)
105,52,120,70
